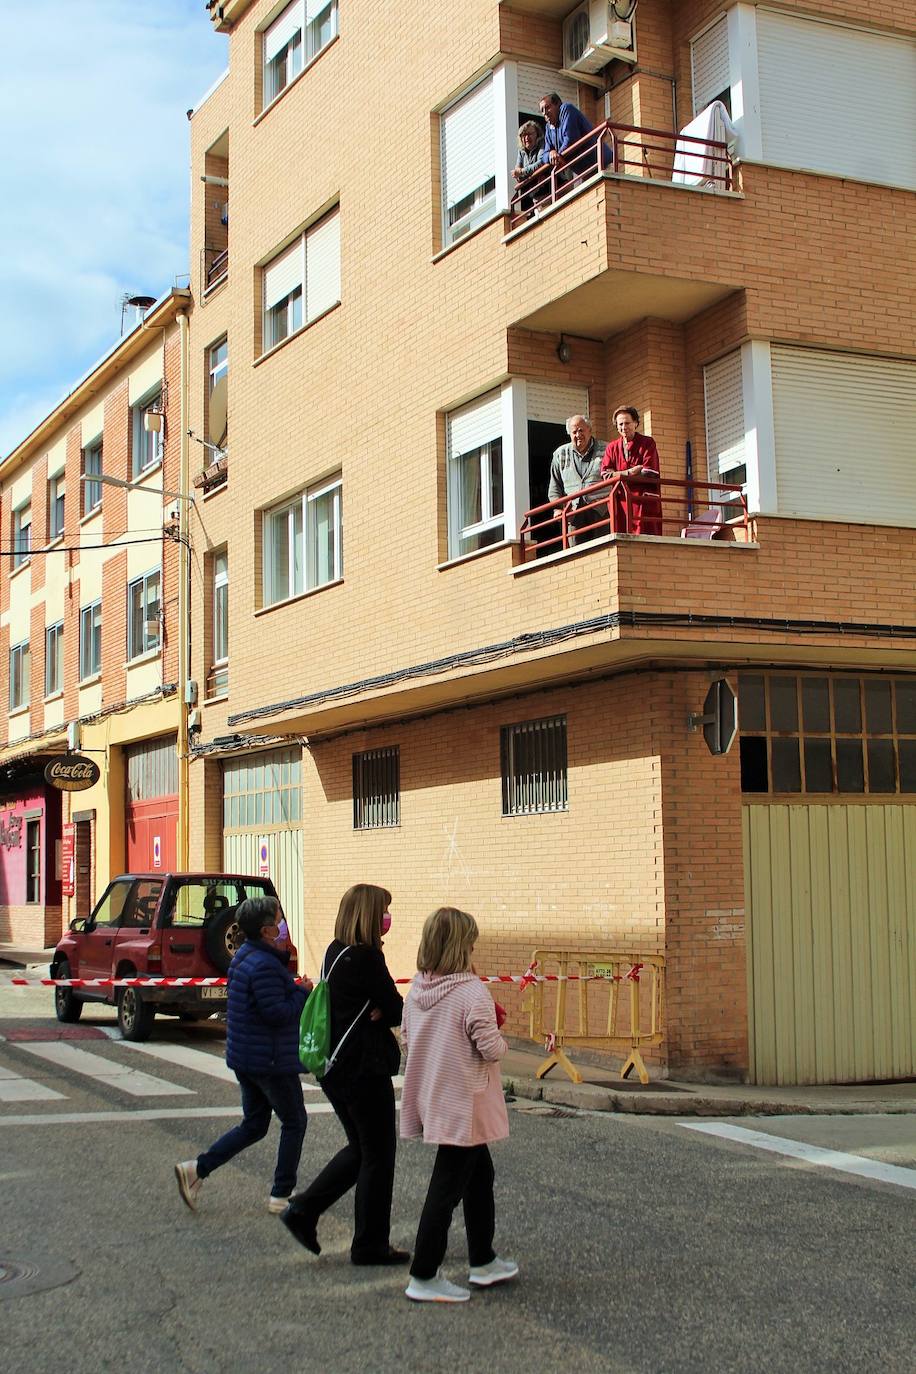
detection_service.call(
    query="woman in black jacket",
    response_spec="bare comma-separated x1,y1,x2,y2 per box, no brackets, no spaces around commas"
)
282,883,407,1265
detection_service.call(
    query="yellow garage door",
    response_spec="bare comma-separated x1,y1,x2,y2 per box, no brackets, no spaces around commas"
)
743,804,916,1085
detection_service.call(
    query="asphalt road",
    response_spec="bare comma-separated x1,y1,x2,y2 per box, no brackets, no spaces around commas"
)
1,978,914,1374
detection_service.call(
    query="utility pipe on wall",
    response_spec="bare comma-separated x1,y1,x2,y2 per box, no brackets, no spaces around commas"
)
176,309,191,870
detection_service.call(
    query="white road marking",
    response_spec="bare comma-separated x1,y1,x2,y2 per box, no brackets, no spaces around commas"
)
681,1122,916,1192
0,1101,400,1126
0,1065,66,1103
103,1033,322,1091
12,1042,194,1098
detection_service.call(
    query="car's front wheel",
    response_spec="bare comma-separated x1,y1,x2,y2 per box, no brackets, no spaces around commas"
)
54,960,83,1024
117,986,155,1041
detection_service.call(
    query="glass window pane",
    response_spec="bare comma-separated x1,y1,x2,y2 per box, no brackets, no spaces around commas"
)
865,680,893,735
833,678,861,734
896,680,916,734
769,676,798,732
867,739,896,793
898,740,916,793
803,739,833,793
457,449,483,529
489,440,504,518
836,738,865,793
740,737,768,793
739,674,766,733
802,678,830,733
771,737,801,792
269,509,290,601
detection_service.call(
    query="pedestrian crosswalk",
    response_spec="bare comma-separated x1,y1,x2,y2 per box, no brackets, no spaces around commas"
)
0,1028,404,1123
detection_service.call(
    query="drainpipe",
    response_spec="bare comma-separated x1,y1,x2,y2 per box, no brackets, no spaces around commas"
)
177,309,191,870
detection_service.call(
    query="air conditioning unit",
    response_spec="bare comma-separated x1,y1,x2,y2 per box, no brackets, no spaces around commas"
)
563,1,637,75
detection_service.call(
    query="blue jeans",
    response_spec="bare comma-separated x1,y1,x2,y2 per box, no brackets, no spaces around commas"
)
196,1071,307,1198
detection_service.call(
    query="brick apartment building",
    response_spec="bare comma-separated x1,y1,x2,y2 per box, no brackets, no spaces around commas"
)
0,293,188,948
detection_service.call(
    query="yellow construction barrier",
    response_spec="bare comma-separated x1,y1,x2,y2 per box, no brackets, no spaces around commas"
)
525,950,665,1085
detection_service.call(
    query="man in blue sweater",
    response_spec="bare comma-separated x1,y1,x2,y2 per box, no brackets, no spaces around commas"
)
538,92,598,183
175,897,311,1214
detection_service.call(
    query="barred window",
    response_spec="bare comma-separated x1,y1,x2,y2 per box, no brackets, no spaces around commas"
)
353,747,400,829
501,715,568,816
739,672,916,795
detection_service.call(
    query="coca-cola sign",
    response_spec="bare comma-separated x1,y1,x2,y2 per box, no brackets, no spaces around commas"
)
45,754,100,792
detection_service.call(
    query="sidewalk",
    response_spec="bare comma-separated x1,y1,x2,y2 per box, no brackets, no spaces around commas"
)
0,944,54,969
500,1047,916,1117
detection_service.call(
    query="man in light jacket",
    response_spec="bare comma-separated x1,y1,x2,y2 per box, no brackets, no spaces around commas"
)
548,415,608,546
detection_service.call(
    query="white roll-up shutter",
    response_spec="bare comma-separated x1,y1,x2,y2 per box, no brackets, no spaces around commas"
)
526,381,589,425
264,1,302,64
441,77,495,212
757,12,916,191
690,15,730,115
448,390,502,457
516,64,579,118
704,350,746,479
305,209,340,321
263,238,304,311
771,346,916,525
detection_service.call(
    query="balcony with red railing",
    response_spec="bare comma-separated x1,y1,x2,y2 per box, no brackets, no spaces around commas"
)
509,118,736,231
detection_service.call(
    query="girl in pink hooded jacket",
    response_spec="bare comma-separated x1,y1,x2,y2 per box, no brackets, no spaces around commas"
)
401,906,518,1304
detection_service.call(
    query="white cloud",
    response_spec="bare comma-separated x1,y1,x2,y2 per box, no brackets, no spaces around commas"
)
0,0,227,457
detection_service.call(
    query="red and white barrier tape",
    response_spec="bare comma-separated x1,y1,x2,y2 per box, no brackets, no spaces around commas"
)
8,963,643,990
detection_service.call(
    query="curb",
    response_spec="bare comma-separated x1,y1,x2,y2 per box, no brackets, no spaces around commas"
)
502,1075,916,1118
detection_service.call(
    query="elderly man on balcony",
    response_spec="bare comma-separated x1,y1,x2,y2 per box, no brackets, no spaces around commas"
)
538,93,597,184
548,415,608,546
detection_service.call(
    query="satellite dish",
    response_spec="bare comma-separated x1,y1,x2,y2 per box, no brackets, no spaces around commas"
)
611,0,638,19
209,376,228,450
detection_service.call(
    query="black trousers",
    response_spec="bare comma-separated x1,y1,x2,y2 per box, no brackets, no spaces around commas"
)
410,1144,496,1281
290,1072,396,1261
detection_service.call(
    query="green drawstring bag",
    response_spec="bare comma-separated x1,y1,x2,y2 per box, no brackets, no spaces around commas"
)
298,946,368,1077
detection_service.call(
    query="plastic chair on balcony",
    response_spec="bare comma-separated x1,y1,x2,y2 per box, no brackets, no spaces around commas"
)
681,507,725,540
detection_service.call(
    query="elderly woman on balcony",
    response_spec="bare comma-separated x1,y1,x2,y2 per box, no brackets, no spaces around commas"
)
513,121,546,214
601,406,663,536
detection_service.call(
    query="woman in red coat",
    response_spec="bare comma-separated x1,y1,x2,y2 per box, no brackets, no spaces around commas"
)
600,406,663,536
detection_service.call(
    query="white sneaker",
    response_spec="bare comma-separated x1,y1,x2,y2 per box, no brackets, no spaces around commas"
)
405,1271,471,1303
267,1195,291,1215
175,1160,203,1212
468,1257,519,1287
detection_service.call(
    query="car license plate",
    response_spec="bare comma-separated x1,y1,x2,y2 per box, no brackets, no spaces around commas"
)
201,987,227,1001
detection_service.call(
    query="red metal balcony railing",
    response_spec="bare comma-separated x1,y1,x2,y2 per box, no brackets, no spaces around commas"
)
509,119,735,228
519,476,750,561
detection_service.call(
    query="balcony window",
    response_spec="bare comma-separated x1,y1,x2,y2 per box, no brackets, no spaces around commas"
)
210,550,229,697
132,390,164,477
441,77,498,245
447,391,505,557
262,208,340,352
501,715,568,816
12,503,31,568
45,622,64,697
127,570,161,659
263,0,338,108
48,475,65,539
9,641,30,711
353,747,400,829
82,439,102,514
79,602,101,681
263,474,342,606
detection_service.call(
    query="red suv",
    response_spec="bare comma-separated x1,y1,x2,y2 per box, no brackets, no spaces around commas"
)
50,873,298,1041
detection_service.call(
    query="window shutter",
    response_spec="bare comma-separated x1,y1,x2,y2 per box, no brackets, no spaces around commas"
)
757,12,916,191
525,381,589,425
305,209,340,321
690,16,730,115
441,77,496,213
264,1,303,63
304,0,330,19
516,64,578,119
771,346,916,525
263,238,304,311
448,390,502,457
703,351,746,479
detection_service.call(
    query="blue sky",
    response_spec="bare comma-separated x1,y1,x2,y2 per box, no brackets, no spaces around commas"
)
0,1,228,457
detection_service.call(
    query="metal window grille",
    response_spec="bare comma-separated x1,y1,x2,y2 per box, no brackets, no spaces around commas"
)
501,716,568,816
353,747,400,829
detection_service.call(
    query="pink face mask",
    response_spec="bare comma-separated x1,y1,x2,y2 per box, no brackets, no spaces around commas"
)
382,912,392,935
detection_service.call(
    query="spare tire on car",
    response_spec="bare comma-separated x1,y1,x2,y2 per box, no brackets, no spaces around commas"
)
205,906,244,974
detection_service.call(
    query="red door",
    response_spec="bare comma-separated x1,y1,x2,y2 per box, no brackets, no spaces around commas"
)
125,797,178,873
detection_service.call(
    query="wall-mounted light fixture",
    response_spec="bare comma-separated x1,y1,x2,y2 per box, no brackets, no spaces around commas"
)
556,334,572,364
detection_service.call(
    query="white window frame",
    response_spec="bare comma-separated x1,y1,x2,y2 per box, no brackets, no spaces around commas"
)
262,0,338,110
132,389,164,478
79,601,102,681
45,621,64,698
261,207,340,354
445,382,527,560
262,474,342,607
48,474,65,540
127,569,162,660
211,550,229,695
209,337,228,393
83,438,103,514
9,640,30,711
12,502,31,568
